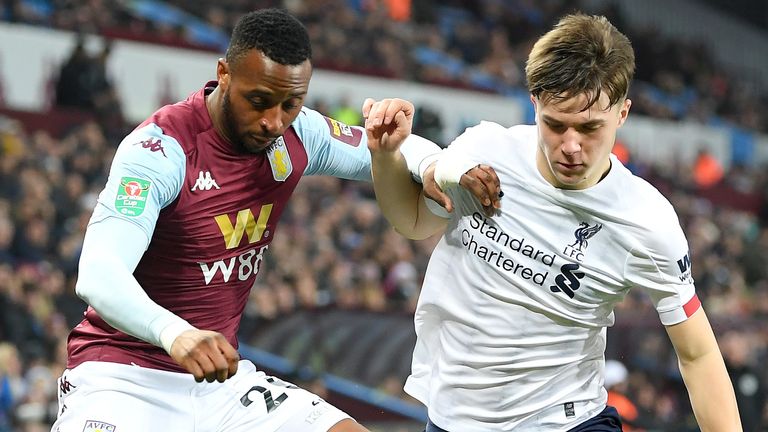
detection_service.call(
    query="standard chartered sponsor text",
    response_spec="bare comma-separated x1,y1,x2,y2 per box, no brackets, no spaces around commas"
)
462,212,554,286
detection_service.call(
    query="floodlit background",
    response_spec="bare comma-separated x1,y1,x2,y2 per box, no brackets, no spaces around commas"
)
0,1,766,431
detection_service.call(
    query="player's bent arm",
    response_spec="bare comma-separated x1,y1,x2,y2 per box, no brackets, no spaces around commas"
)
297,107,443,182
75,216,195,352
371,149,448,240
665,309,742,432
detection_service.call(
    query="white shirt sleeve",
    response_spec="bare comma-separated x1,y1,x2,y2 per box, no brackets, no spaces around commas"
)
76,123,194,352
423,122,505,217
624,203,699,326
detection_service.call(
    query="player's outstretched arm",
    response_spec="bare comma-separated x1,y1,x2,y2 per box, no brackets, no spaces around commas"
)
364,98,449,239
665,309,742,431
76,218,239,383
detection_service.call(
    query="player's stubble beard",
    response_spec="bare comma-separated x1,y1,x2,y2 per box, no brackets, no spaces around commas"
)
221,89,272,155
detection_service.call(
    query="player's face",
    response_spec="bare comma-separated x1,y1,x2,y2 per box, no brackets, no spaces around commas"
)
532,92,630,190
217,50,311,154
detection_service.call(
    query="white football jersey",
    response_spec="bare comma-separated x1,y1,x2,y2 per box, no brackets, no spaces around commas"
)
405,123,700,431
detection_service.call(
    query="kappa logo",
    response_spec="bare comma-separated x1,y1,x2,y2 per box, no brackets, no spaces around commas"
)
59,377,76,395
82,420,116,432
134,137,166,158
562,222,603,262
191,170,220,191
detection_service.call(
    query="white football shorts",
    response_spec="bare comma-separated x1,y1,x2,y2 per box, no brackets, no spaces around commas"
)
51,360,351,432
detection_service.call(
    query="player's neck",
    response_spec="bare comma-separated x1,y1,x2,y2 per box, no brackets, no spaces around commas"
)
205,86,228,144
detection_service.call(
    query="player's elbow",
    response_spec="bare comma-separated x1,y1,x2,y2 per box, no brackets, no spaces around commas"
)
74,261,100,304
74,255,121,307
394,224,432,240
394,226,428,240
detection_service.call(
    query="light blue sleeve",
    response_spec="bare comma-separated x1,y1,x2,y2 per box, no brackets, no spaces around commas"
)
294,107,444,183
293,107,373,181
89,123,186,242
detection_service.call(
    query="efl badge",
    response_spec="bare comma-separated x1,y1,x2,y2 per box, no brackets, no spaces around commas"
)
82,420,116,432
323,116,363,147
114,176,151,217
267,137,293,182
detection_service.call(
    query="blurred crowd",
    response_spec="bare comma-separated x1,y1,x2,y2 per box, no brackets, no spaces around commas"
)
3,0,767,133
1,0,768,430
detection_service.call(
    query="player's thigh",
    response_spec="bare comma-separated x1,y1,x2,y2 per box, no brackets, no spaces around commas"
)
51,365,191,432
220,362,360,432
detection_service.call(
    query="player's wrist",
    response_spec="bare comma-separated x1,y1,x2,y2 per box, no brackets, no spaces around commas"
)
159,320,197,353
418,154,440,182
434,153,478,189
370,149,405,164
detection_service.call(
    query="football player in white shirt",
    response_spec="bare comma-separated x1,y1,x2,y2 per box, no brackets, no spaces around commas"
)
364,13,742,432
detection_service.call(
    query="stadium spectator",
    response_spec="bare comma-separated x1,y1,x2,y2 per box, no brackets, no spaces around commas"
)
53,36,125,139
604,359,656,431
692,148,724,189
722,330,767,432
0,342,25,432
7,0,768,133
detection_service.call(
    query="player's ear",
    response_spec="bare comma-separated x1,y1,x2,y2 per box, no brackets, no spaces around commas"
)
217,58,230,89
529,95,539,122
617,98,631,127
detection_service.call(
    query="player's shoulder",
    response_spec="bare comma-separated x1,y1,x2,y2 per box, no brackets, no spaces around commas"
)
459,122,534,145
452,123,535,165
611,163,682,235
290,107,325,139
461,120,507,137
291,106,364,147
114,123,186,168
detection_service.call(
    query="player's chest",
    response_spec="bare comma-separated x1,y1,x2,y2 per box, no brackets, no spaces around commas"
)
452,196,630,303
160,137,308,253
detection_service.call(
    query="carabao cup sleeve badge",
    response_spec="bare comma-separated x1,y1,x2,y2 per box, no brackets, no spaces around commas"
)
115,176,152,217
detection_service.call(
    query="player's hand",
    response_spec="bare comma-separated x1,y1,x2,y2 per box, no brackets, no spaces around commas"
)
169,329,239,383
424,162,502,217
362,98,415,154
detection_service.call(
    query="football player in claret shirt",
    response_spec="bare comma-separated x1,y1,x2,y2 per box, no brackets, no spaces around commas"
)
367,13,742,432
50,8,500,432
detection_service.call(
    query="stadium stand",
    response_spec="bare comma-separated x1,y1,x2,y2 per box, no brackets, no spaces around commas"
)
0,0,767,431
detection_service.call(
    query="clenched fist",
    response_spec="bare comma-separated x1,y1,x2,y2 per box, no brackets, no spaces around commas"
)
169,329,239,383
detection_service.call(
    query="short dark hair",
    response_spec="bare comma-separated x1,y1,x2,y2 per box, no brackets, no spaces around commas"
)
226,8,312,66
526,14,635,111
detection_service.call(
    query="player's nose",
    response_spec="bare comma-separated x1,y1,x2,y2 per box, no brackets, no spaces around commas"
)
259,106,284,135
561,128,581,155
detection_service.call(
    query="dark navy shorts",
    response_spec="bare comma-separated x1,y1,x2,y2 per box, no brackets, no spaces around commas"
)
425,406,623,432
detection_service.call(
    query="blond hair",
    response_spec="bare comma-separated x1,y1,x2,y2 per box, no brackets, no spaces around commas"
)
525,14,635,110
